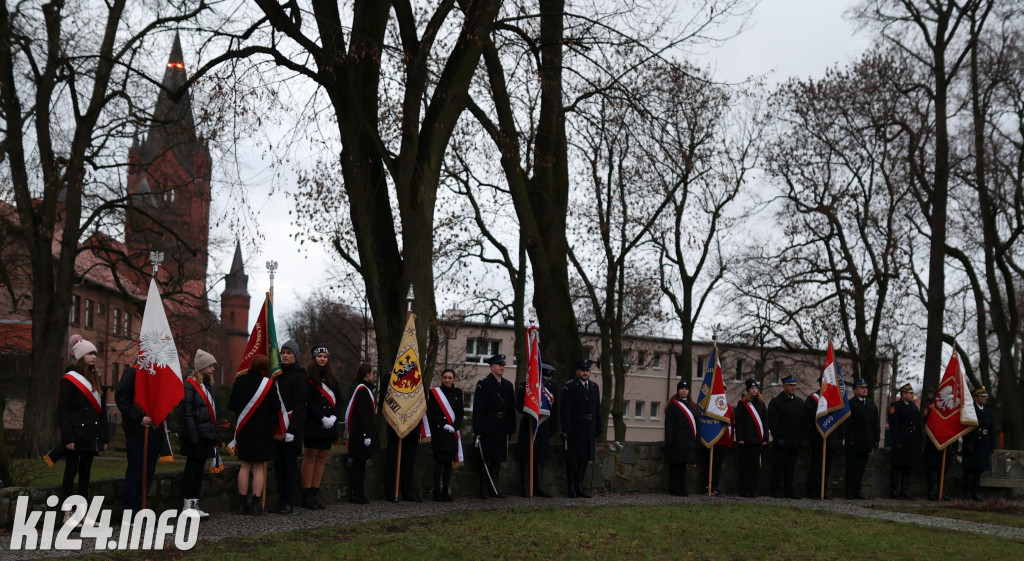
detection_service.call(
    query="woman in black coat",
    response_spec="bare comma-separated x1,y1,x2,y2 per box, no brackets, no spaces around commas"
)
300,346,341,509
345,363,377,504
427,368,464,501
177,349,220,518
664,380,698,496
57,339,109,516
734,379,768,498
228,354,280,515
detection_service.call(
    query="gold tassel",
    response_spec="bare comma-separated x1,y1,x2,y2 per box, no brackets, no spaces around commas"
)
158,455,176,463
43,454,55,468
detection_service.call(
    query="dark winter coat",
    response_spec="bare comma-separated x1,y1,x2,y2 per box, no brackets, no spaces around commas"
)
304,374,342,440
767,393,804,450
276,362,309,446
427,385,465,462
472,374,516,462
346,384,377,461
515,378,559,462
888,398,922,467
962,403,995,472
57,374,110,453
115,366,165,440
844,395,880,453
228,374,280,462
177,376,219,459
560,376,602,462
664,398,698,464
734,399,769,445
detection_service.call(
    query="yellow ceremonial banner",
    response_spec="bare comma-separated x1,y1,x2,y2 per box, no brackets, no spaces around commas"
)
383,314,427,438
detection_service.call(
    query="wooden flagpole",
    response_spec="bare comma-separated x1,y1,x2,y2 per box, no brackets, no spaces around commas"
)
708,447,714,496
820,436,827,499
938,448,947,500
529,419,535,497
263,260,277,510
141,429,149,510
393,288,416,502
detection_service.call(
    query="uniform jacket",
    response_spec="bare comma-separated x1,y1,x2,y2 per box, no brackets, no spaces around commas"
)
304,372,342,440
57,374,110,453
346,384,377,461
962,403,994,472
515,378,559,462
844,395,880,453
560,376,602,462
734,399,768,445
427,384,464,461
115,366,165,440
767,393,804,450
472,374,516,462
276,362,308,445
664,398,698,464
177,376,219,459
888,398,922,467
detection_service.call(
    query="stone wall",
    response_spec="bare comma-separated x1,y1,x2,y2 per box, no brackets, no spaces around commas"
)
3,444,1022,528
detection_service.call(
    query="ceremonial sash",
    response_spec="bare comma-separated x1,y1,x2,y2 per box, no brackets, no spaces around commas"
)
742,400,764,441
309,378,337,408
273,382,290,438
430,387,464,464
64,371,101,416
672,400,697,439
228,377,274,454
419,414,431,440
187,377,217,424
344,384,375,448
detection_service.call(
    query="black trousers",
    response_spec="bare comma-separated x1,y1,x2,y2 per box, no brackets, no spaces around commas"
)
274,442,300,507
668,463,688,496
700,446,730,492
890,465,913,498
385,429,419,499
434,460,453,494
182,456,206,500
61,451,95,500
736,444,761,497
844,449,870,497
124,433,161,513
349,459,367,502
806,446,836,498
771,444,799,497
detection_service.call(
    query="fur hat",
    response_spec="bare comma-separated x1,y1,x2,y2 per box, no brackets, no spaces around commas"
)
194,349,216,371
72,339,97,360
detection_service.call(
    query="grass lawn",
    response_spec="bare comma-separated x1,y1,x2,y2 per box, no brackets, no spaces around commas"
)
10,455,184,488
875,500,1024,530
90,503,1024,561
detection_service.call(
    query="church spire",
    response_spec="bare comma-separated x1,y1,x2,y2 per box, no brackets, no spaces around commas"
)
223,240,249,297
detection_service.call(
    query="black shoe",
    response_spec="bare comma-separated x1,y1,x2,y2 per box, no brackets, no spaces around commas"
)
301,489,317,510
712,489,725,497
250,499,264,516
352,497,370,505
854,494,868,500
772,493,784,498
536,487,552,498
493,492,507,498
578,491,592,498
275,504,294,515
567,489,577,498
784,494,802,500
402,493,422,503
237,494,251,515
312,488,325,510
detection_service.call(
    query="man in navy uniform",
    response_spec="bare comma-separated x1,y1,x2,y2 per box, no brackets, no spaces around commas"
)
561,359,602,498
962,387,994,501
768,375,803,498
844,379,880,499
516,363,559,497
473,354,516,498
888,383,922,499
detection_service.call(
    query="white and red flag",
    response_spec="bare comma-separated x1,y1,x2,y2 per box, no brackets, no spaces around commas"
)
522,324,546,428
814,340,851,437
925,350,978,450
134,279,184,426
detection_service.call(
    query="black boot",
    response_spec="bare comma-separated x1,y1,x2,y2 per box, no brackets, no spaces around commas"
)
890,469,900,499
535,463,552,498
490,463,506,498
566,461,577,498
926,471,938,501
250,496,264,516
520,462,530,498
313,488,325,509
237,493,251,515
576,463,591,498
301,488,317,510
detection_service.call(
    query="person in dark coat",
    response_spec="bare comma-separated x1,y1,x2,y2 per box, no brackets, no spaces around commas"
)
427,368,464,501
664,380,698,496
805,377,843,499
515,363,559,498
272,340,308,515
229,354,280,515
734,379,768,498
962,387,994,501
561,358,602,498
177,349,220,518
345,363,377,504
385,420,423,502
116,362,165,515
699,403,734,496
843,379,880,499
768,375,803,499
300,346,341,510
57,339,109,522
473,354,516,498
888,383,922,499
921,392,958,501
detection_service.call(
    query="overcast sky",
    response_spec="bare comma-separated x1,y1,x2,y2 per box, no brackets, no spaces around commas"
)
207,0,874,338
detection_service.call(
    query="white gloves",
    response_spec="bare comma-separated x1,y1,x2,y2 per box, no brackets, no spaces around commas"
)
284,433,294,443
322,416,337,429
363,437,372,447
474,436,481,448
443,424,455,434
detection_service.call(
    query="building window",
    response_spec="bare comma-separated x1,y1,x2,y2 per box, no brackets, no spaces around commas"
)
637,350,648,370
623,400,631,419
582,345,593,360
465,338,500,364
85,299,94,328
111,362,120,388
125,313,133,339
70,294,81,326
735,359,744,381
773,361,783,385
696,354,706,376
650,402,660,420
651,353,662,369
112,309,122,336
634,401,645,419
623,350,632,368
463,391,474,412
97,303,105,317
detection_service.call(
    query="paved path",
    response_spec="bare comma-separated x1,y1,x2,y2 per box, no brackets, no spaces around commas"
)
2,494,1022,559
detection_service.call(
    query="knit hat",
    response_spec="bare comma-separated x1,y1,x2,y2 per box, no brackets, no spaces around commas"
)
194,349,216,371
281,340,300,357
72,339,97,360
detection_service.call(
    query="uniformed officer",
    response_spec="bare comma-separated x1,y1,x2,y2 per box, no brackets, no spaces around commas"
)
472,354,516,498
768,375,804,499
843,379,880,499
962,387,994,501
805,376,842,499
888,383,922,499
515,363,559,498
561,359,602,498
735,378,768,498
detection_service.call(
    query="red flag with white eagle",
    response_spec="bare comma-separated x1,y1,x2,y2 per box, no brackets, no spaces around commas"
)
134,278,184,425
925,350,978,450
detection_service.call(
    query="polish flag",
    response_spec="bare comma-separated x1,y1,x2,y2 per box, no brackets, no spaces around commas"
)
134,279,184,425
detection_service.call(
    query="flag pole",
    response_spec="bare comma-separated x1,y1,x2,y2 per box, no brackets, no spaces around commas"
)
708,447,714,496
263,260,278,510
393,287,415,502
820,436,826,499
939,448,947,501
528,320,536,498
141,252,163,510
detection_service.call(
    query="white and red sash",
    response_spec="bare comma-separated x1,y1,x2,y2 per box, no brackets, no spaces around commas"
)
672,400,697,439
187,377,217,425
309,379,337,408
344,384,375,448
227,377,274,454
430,387,464,464
742,400,764,441
273,382,290,438
64,371,101,416
419,414,431,440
